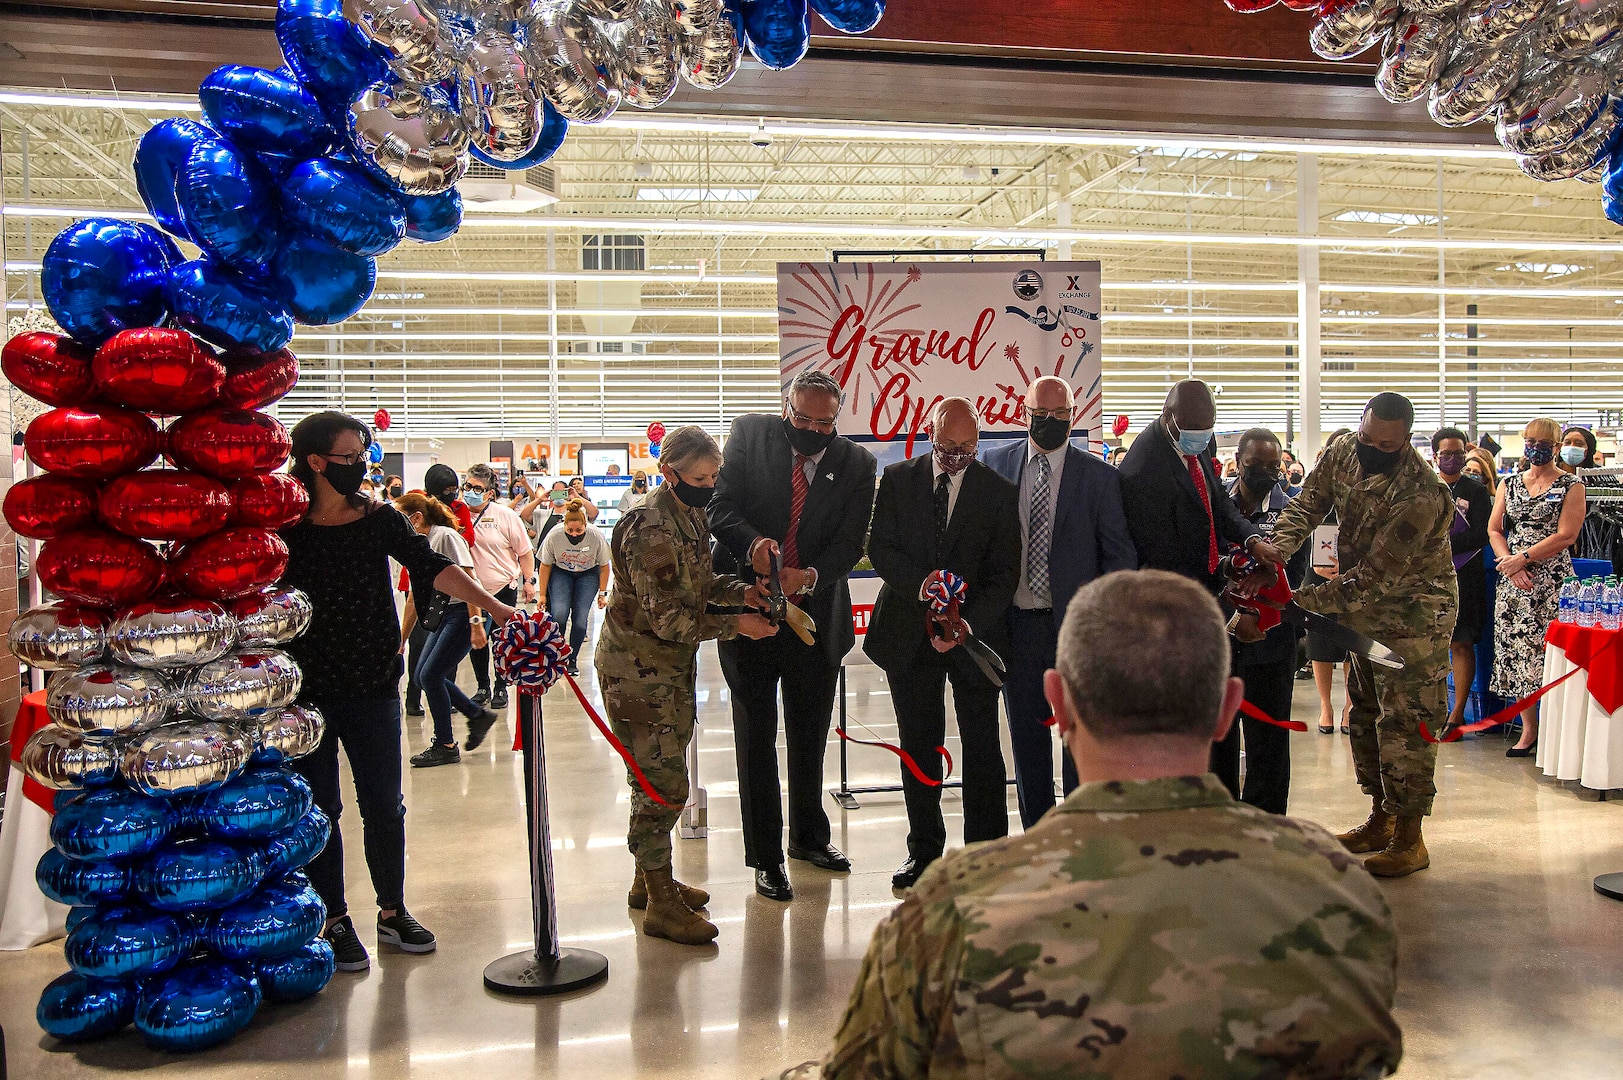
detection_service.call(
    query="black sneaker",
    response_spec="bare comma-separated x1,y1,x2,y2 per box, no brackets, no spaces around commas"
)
404,703,425,717
410,743,460,768
377,908,436,954
491,686,509,710
464,709,497,751
565,661,580,678
324,915,370,972
471,688,490,707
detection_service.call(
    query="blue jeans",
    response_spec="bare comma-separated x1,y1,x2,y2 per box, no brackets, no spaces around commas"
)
416,603,481,746
547,569,597,660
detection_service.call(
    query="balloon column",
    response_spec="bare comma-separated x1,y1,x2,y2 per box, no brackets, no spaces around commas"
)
1221,0,1623,223
3,328,332,1051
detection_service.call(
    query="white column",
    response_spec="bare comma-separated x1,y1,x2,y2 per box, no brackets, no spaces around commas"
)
547,230,560,471
1436,161,1448,426
1057,161,1073,261
1296,154,1322,459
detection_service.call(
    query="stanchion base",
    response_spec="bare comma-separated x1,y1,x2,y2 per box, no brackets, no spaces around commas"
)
483,948,609,996
1595,872,1623,902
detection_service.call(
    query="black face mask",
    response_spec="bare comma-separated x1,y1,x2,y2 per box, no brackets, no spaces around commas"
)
323,461,368,498
436,488,459,506
1029,416,1070,453
784,417,836,457
1241,467,1280,495
633,480,646,491
565,532,585,545
672,479,714,509
1356,441,1403,476
387,484,403,499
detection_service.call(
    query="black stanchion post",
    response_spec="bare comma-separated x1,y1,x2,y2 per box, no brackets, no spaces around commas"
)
484,691,610,996
832,665,859,810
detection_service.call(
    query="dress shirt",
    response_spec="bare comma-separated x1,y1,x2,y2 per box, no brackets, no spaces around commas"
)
930,454,968,524
1014,441,1067,610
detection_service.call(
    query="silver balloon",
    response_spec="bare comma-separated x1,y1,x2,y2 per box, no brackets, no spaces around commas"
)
344,0,455,83
1407,0,1468,11
47,663,177,737
459,29,545,162
257,705,326,762
526,0,622,122
1517,104,1622,178
578,0,638,18
671,0,722,33
348,82,471,195
1464,0,1552,44
1429,36,1526,126
677,10,741,90
20,725,119,790
1311,0,1402,59
122,719,253,798
1545,0,1623,56
233,589,313,647
465,0,533,34
1577,160,1609,181
608,1,681,109
1495,64,1609,155
8,603,106,671
108,597,235,670
186,650,303,722
1376,12,1458,103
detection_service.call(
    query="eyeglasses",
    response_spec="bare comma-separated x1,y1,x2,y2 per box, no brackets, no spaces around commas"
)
461,482,490,494
1026,408,1072,422
323,452,367,467
787,405,838,433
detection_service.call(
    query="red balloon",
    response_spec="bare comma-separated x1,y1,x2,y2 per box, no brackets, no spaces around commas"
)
168,526,289,600
218,347,299,410
2,474,100,539
1280,0,1318,7
646,421,666,443
373,408,391,432
2,332,97,408
166,409,291,479
1223,0,1279,8
1112,414,1130,437
99,469,233,541
25,406,160,479
92,327,225,415
231,472,309,529
37,529,165,607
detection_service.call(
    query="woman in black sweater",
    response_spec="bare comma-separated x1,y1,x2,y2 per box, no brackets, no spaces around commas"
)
281,411,517,973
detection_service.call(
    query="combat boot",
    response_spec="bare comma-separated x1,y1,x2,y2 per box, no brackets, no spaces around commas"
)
640,867,719,946
628,866,710,911
1364,815,1429,878
1335,798,1395,854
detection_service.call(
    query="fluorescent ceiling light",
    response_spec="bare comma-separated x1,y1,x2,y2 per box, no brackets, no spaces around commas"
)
1332,210,1440,227
635,187,760,202
1494,262,1587,277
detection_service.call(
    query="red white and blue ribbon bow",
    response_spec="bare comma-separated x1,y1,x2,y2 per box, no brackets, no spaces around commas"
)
924,570,967,613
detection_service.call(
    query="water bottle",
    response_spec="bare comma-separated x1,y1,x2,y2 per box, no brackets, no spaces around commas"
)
1578,576,1600,628
1604,579,1622,632
1559,576,1579,623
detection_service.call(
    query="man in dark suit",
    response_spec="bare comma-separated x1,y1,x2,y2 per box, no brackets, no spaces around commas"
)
866,397,1021,890
985,375,1137,829
710,369,878,901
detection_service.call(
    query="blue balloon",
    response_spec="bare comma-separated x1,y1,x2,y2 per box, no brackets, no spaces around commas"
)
65,902,190,979
400,189,463,243
649,441,661,459
743,0,810,70
51,786,175,864
1605,146,1623,202
207,878,326,960
40,218,176,347
268,233,377,325
137,838,267,912
810,0,883,32
200,64,338,160
368,442,385,464
38,971,137,1042
281,157,406,256
66,905,96,932
256,938,335,1002
276,0,389,106
166,258,295,352
469,98,569,171
134,118,215,242
36,848,131,907
176,139,284,274
723,0,746,39
1606,188,1623,228
259,807,330,879
136,957,262,1053
196,767,315,839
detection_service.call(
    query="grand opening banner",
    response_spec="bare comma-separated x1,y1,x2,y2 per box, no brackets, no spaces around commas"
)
777,260,1104,464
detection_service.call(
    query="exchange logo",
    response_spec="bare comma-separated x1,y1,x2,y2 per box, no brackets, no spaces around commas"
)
1012,270,1043,300
1058,273,1094,300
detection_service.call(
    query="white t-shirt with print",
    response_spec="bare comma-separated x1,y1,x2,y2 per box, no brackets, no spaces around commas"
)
539,524,610,574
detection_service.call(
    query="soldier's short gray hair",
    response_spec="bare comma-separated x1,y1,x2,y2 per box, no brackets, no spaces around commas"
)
787,369,844,405
658,425,723,474
1056,570,1230,739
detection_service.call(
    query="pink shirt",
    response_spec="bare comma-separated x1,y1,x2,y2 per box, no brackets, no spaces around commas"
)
469,500,532,593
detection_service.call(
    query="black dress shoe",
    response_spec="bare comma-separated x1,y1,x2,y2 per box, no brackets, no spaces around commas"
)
1506,742,1537,758
787,843,852,873
892,856,934,891
754,865,793,901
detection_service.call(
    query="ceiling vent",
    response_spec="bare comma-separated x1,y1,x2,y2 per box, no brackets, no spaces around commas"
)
460,163,560,211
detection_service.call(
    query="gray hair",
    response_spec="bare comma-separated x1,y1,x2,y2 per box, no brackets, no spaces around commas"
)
466,462,497,487
658,425,723,474
787,369,844,405
1056,570,1230,740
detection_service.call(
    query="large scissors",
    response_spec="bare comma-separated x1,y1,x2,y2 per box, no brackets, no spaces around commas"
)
925,575,1007,688
1225,555,1405,670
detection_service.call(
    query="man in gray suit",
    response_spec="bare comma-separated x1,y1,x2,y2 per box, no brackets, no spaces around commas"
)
985,376,1137,827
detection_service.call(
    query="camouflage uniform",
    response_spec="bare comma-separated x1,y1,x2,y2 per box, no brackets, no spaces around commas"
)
597,483,750,872
772,775,1401,1080
1270,434,1457,818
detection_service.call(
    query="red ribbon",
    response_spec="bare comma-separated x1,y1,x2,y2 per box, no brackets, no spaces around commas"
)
1239,699,1309,732
515,680,675,807
836,726,954,786
1420,630,1621,743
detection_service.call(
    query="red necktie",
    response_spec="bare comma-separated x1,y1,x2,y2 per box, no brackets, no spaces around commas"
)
1184,454,1220,574
782,454,810,569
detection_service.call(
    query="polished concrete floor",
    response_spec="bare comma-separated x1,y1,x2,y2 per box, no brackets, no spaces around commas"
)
5,642,1623,1078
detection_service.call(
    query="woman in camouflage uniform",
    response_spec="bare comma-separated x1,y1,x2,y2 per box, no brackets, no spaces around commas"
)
597,426,777,945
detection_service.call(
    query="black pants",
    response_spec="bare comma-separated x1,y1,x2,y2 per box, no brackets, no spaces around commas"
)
291,696,408,918
403,620,429,711
718,633,837,869
1211,651,1296,815
468,584,519,692
887,647,1008,862
1002,607,1078,829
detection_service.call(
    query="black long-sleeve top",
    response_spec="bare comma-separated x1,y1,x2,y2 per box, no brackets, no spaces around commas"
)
1446,474,1493,563
280,505,452,702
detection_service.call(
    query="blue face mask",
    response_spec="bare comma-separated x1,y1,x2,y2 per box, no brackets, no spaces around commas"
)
1174,427,1214,456
463,490,486,509
1561,445,1587,467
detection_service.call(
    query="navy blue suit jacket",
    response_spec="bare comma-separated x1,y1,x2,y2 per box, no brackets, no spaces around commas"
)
984,439,1138,629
